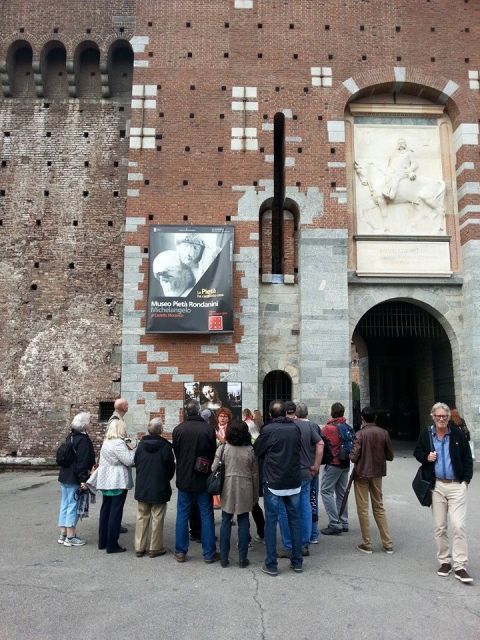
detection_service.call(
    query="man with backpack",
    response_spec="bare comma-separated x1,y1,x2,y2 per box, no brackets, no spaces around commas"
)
320,402,355,535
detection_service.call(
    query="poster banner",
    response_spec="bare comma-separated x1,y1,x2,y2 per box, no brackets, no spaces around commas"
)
184,382,242,420
146,225,234,333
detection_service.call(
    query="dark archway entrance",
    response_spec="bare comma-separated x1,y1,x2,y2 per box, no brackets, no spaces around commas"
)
262,370,292,420
353,301,455,439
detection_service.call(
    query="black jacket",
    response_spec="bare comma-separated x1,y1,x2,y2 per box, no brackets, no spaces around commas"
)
414,424,473,486
254,417,301,491
172,415,217,492
134,435,175,504
58,431,95,485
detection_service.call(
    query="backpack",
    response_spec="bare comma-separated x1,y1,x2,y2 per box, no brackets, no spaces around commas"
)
320,434,333,465
336,422,355,462
56,434,77,468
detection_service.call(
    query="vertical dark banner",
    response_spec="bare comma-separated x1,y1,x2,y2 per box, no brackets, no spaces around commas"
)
146,225,234,333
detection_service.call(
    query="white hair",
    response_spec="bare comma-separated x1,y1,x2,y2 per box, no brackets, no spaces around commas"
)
430,402,450,418
148,417,164,436
71,411,91,432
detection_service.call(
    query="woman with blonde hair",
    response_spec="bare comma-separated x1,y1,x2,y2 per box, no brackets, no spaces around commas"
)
97,418,136,553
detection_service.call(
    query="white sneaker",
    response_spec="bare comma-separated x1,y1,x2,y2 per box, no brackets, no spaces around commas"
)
64,536,86,547
57,535,66,544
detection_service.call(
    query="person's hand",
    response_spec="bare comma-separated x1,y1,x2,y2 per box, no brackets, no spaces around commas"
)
427,451,436,462
310,465,320,477
80,482,88,490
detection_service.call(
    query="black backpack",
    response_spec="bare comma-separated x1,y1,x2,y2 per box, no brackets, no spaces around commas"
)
56,434,77,468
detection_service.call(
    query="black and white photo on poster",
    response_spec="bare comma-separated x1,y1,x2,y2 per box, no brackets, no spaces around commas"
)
184,381,242,419
146,225,233,333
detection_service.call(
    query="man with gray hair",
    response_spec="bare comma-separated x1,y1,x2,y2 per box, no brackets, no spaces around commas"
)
414,402,473,583
133,417,175,558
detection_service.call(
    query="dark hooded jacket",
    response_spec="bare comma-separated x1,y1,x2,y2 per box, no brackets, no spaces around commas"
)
58,431,95,485
134,435,175,503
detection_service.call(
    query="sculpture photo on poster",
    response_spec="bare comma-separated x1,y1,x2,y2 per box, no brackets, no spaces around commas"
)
184,382,242,420
146,225,234,333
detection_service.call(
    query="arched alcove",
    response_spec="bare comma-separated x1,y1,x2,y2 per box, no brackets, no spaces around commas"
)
42,41,68,99
74,41,101,98
108,40,134,100
7,40,35,98
262,370,292,419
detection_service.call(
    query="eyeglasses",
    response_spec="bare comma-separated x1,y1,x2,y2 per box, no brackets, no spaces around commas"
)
433,415,448,420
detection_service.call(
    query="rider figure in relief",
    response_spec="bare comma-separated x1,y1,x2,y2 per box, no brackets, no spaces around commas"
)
382,138,418,200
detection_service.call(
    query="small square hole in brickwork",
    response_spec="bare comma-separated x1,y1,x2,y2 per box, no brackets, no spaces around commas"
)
218,180,223,186
187,52,192,58
330,147,335,154
159,112,164,117
144,179,150,185
119,27,124,33
0,189,5,196
296,181,301,187
53,27,58,33
69,262,74,269
107,220,113,226
113,191,119,197
148,21,153,27
34,261,39,268
84,161,89,167
275,87,280,92
189,113,194,119
431,57,436,62
185,146,190,152
157,84,161,90
119,106,124,112
157,146,162,151
183,180,188,186
224,52,229,58
190,85,195,90
73,220,78,226
114,161,119,167
143,247,148,253
46,313,52,320
186,21,191,27
148,52,153,58
318,115,323,120
325,24,330,30
106,263,111,270
397,56,402,61
395,26,401,32
4,132,10,137
19,27,25,33
43,190,49,197
105,298,112,304
225,22,229,28
218,146,223,152
292,114,298,120
0,220,3,226
219,114,224,119
331,181,336,188
258,23,262,28
83,190,89,197
36,219,41,226
465,28,470,33
253,181,258,186
1,160,6,167
328,54,333,60
303,86,308,92
290,23,295,29
360,25,364,31
63,365,68,372
99,401,115,422
226,215,231,221
298,147,302,153
257,53,263,58
294,54,299,60
31,283,37,290
431,27,435,32
47,160,52,166
362,55,367,60
263,114,268,120
221,86,226,91
120,130,126,138
46,132,51,137
183,215,188,221
148,214,154,221
465,58,469,63
259,146,264,152
86,28,91,34
43,102,50,108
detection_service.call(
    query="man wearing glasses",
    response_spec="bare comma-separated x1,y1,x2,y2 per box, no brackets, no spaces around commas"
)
414,402,473,583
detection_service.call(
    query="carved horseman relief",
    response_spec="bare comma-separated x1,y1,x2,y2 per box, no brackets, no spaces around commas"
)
353,125,447,236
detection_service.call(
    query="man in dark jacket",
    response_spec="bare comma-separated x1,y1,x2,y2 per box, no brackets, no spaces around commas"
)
134,418,175,558
254,400,303,576
350,406,394,555
172,399,218,563
414,402,473,583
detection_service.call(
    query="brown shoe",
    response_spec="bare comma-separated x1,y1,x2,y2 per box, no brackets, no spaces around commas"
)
135,551,146,558
149,549,167,558
356,543,373,554
454,568,473,583
174,552,186,563
437,563,452,577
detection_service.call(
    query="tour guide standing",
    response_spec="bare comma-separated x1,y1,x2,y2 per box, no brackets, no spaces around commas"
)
254,400,303,576
414,402,473,584
350,406,394,554
172,399,218,563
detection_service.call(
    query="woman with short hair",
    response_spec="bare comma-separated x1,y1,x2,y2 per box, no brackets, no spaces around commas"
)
97,418,136,553
57,412,95,547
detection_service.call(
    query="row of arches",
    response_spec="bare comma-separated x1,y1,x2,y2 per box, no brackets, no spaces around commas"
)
2,39,133,99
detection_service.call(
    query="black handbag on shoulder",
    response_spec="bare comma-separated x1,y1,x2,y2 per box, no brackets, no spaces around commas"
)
412,429,434,507
206,445,225,495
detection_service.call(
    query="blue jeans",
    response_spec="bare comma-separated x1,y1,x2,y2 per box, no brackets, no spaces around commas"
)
58,483,79,528
320,465,349,530
175,490,216,560
220,511,250,563
278,479,312,548
310,474,319,541
263,487,302,570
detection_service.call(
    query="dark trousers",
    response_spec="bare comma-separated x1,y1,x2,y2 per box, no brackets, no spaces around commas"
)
189,502,201,539
99,490,127,552
251,501,265,538
220,511,250,563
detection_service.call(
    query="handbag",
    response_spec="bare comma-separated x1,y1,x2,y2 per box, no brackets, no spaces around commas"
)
206,445,225,495
412,429,434,507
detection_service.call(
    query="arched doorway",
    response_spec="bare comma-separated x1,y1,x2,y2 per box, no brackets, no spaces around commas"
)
352,300,455,440
262,370,292,420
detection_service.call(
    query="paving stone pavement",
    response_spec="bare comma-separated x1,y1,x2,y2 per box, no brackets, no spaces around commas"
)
1,446,479,640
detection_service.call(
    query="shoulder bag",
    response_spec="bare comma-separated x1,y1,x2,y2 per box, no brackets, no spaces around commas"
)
412,429,434,507
206,445,225,495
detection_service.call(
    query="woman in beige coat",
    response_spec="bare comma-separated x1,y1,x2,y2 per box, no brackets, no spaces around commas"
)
212,420,258,568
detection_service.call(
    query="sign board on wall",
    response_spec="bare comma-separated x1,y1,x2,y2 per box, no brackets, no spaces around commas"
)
146,225,234,333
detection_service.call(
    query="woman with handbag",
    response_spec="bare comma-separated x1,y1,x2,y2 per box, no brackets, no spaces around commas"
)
96,419,136,554
211,420,259,568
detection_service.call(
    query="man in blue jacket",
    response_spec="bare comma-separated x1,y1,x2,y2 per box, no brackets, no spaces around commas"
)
254,400,302,576
414,402,473,584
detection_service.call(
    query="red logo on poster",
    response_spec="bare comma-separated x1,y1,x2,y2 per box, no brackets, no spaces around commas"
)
209,315,223,331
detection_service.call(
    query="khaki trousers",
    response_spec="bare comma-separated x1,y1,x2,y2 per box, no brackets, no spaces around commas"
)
135,501,167,553
354,477,393,549
432,480,468,570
